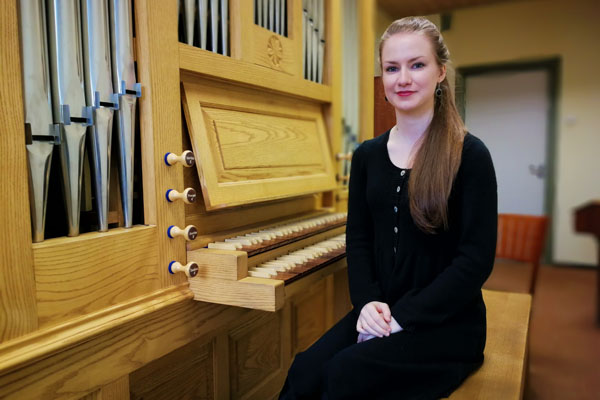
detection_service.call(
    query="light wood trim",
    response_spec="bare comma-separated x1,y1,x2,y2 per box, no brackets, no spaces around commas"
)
135,0,187,287
359,0,376,141
229,0,252,61
188,249,248,281
33,226,160,328
0,291,249,400
324,0,344,211
179,47,332,103
0,284,191,376
0,0,38,342
189,277,285,312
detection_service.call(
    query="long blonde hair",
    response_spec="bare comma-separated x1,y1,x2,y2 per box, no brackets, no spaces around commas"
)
379,17,466,233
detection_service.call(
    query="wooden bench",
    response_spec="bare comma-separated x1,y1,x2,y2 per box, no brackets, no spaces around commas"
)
450,289,532,399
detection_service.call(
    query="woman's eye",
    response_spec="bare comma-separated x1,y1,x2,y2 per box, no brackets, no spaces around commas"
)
412,62,425,69
385,66,398,72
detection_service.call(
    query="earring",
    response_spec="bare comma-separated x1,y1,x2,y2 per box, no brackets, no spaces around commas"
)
435,83,442,97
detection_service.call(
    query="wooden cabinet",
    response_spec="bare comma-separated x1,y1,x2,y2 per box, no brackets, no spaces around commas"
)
0,1,350,398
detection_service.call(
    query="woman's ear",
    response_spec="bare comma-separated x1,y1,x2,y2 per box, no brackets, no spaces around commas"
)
439,64,447,83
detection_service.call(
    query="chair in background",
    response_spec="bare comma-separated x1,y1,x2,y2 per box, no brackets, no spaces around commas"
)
489,214,549,295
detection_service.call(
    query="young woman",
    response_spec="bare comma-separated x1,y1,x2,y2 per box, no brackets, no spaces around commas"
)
279,17,497,400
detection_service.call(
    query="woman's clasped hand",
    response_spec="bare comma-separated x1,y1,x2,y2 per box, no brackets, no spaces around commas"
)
356,301,403,343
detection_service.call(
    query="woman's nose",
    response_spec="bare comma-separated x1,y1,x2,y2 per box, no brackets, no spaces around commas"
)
397,69,411,86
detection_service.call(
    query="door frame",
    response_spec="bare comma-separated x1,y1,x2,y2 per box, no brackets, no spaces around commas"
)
455,58,560,263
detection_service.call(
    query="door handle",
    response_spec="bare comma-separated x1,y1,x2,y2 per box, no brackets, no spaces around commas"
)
529,164,546,179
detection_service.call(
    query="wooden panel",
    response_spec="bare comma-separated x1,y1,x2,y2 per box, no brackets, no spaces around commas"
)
230,0,302,77
182,79,336,210
450,290,531,399
33,226,160,327
178,53,331,104
0,0,38,341
324,0,344,212
135,0,187,287
359,0,375,142
129,338,214,400
291,280,328,353
189,277,284,312
188,249,247,280
229,312,282,399
99,376,129,400
79,390,99,400
207,111,324,170
78,376,129,400
0,290,248,399
332,268,352,322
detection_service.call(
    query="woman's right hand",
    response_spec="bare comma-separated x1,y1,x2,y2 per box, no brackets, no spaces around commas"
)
356,301,392,337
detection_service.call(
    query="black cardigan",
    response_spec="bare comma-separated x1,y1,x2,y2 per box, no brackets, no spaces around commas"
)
346,131,497,333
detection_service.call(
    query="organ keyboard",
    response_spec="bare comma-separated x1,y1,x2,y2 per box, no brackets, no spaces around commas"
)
187,213,347,311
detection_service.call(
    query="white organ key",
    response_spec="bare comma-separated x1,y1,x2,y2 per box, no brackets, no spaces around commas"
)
245,232,272,241
234,235,260,244
248,269,272,278
208,242,240,250
280,254,308,263
225,237,253,246
263,260,295,269
256,264,286,273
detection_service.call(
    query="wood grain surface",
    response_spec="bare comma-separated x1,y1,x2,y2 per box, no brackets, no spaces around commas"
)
33,226,160,327
135,0,187,287
450,290,531,399
0,0,38,342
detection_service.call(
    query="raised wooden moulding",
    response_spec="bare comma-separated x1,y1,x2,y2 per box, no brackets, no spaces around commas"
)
181,78,336,211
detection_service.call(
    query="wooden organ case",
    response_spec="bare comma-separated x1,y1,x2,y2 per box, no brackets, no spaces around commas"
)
0,1,351,399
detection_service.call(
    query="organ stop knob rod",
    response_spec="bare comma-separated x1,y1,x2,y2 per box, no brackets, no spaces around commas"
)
164,150,195,167
166,188,197,204
167,225,198,241
168,261,199,278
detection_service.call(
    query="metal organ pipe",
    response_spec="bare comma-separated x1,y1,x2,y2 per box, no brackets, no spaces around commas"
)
47,0,93,237
109,0,141,229
81,0,118,232
19,0,57,242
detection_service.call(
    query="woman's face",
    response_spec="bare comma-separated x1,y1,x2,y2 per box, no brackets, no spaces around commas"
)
381,32,446,117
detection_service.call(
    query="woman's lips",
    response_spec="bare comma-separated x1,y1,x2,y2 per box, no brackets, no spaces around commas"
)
397,91,415,97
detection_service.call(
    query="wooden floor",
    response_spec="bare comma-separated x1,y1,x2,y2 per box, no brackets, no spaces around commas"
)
484,261,600,400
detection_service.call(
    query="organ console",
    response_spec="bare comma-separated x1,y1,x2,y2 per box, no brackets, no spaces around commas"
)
0,0,348,398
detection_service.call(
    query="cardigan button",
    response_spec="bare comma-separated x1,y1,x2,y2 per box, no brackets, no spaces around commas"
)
394,227,398,233
396,186,400,193
401,170,406,176
394,206,398,213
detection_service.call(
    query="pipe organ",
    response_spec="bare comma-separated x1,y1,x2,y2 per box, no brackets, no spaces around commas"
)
0,0,350,398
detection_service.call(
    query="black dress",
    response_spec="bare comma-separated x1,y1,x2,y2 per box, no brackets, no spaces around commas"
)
280,131,497,400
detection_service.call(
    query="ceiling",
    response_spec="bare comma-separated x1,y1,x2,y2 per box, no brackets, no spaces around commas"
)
377,0,524,17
